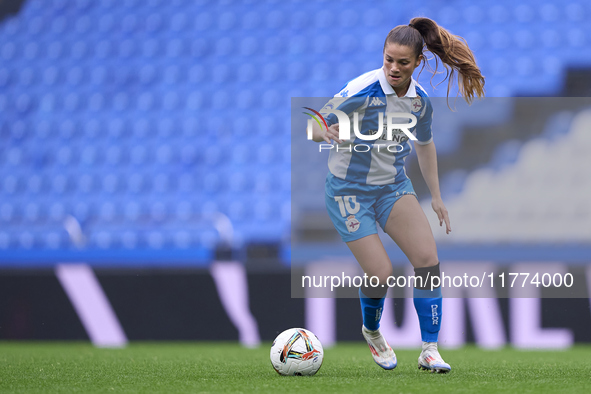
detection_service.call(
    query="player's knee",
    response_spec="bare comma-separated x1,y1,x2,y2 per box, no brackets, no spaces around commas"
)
361,265,391,299
411,250,439,268
414,262,441,290
371,265,393,284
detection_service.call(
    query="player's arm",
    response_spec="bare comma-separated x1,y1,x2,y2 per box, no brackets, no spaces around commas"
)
310,120,343,144
311,93,365,144
415,141,451,234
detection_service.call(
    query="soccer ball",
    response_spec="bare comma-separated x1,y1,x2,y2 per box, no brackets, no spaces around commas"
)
270,328,324,376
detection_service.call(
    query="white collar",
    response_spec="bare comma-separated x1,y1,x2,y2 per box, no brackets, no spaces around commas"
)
377,68,417,97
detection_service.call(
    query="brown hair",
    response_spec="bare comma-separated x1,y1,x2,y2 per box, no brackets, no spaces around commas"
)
384,17,485,104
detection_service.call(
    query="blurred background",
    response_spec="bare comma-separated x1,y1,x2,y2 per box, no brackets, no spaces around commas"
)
1,0,590,348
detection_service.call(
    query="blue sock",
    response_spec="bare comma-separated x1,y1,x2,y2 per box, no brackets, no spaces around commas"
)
413,287,442,342
359,288,385,331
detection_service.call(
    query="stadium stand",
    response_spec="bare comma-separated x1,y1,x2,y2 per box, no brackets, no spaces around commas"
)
424,108,591,243
0,0,590,262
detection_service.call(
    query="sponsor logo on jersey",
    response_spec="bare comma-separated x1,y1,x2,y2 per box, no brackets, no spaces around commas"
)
368,127,411,143
369,97,385,106
345,215,360,233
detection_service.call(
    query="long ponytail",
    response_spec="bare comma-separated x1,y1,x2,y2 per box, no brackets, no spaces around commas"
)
385,17,485,104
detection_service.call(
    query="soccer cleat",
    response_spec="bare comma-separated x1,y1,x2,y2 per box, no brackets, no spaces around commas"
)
361,325,397,370
418,342,451,373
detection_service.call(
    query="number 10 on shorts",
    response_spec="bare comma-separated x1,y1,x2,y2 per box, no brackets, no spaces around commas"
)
334,196,360,217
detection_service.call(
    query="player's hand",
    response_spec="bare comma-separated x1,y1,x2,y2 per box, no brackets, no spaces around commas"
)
323,123,343,144
431,197,451,234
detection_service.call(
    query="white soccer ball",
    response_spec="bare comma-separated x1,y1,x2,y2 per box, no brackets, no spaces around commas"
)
270,328,324,376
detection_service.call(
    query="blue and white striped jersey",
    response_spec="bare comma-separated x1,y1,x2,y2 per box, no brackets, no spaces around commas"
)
320,68,433,185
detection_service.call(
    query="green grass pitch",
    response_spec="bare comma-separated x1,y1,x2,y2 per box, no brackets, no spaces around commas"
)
1,342,590,393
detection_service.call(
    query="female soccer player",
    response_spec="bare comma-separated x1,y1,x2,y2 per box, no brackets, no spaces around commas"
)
309,17,485,373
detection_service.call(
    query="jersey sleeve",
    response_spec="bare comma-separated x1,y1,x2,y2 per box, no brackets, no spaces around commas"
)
319,88,368,127
414,97,433,145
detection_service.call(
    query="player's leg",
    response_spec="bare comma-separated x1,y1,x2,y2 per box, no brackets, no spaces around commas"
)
381,194,450,373
347,234,391,330
324,174,396,370
346,234,397,370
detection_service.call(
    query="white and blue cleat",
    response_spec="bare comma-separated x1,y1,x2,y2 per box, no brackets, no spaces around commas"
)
361,325,397,370
418,342,451,373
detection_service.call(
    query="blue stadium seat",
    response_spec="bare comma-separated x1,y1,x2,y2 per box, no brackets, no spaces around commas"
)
48,202,66,223
203,173,221,193
161,91,180,111
177,173,195,193
98,201,117,223
565,3,586,21
156,119,174,138
228,200,246,222
204,146,221,167
121,230,140,249
152,173,173,194
23,202,43,224
2,174,21,195
43,230,67,249
72,201,92,222
539,3,560,22
0,68,10,88
174,200,194,222
191,38,208,57
146,230,166,249
171,12,188,32
26,174,47,195
188,64,206,84
123,200,143,222
0,202,16,224
77,173,97,194
153,144,173,165
17,230,38,249
104,145,125,167
55,146,75,166
227,172,247,193
179,146,197,166
186,91,204,111
463,5,484,24
513,4,535,23
129,145,150,166
101,173,121,194
149,202,168,223
165,40,184,59
0,231,11,249
170,230,191,249
1,42,17,61
127,172,149,194
92,230,114,249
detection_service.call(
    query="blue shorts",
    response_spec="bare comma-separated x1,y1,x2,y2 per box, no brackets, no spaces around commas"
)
325,173,417,242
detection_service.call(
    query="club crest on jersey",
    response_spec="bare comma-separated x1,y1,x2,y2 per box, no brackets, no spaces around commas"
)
411,98,422,112
345,215,360,233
